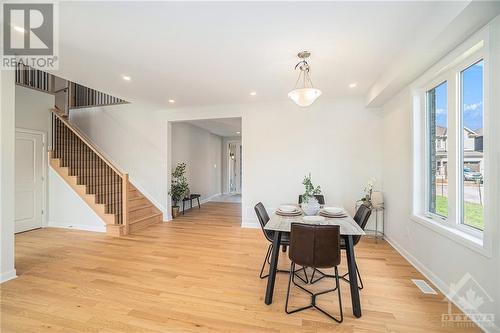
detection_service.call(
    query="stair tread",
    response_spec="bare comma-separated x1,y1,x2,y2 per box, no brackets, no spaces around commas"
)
129,212,162,224
129,203,153,212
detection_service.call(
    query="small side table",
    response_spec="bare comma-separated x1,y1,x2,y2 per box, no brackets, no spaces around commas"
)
355,201,385,242
182,194,201,215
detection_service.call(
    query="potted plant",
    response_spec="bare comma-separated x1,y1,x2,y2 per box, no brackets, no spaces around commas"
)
301,173,322,216
169,162,189,218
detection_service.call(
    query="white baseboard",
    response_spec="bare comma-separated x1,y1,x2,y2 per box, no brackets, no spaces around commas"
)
385,235,499,333
47,222,106,233
0,269,17,283
180,193,221,212
242,217,259,229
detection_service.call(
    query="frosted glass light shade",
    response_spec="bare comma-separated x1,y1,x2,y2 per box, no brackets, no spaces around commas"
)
288,88,322,107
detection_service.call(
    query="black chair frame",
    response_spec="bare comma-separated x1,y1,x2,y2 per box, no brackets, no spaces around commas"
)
285,262,343,323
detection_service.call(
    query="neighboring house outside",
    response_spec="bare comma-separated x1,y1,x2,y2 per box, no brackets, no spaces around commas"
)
436,126,483,178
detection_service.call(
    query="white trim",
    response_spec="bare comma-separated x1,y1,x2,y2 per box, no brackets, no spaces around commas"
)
179,193,222,212
411,214,490,257
47,223,106,233
411,26,493,255
15,128,48,229
384,235,498,333
241,217,259,229
0,270,17,284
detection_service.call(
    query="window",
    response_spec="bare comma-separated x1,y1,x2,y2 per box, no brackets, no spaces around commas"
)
460,60,484,230
421,52,486,238
427,81,448,218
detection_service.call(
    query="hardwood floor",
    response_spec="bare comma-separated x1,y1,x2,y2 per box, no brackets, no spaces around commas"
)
1,202,479,332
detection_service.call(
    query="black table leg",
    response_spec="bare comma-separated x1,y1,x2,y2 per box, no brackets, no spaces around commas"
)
344,235,362,317
265,231,282,305
191,199,193,209
182,200,185,215
197,197,200,209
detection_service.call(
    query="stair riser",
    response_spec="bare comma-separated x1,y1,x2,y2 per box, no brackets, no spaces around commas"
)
129,206,157,221
129,214,161,233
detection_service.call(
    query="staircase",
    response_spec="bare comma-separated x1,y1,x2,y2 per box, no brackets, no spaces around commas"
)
49,109,162,236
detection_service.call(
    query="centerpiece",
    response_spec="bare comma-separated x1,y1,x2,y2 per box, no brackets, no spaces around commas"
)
301,173,322,216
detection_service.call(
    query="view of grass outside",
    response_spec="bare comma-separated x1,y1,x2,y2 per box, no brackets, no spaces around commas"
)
436,195,484,230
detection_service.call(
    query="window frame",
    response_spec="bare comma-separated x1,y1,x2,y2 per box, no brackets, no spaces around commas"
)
411,27,493,257
456,57,486,237
424,78,449,223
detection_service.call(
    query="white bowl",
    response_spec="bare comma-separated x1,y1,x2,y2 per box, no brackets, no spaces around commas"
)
302,216,325,223
323,207,343,215
279,205,297,213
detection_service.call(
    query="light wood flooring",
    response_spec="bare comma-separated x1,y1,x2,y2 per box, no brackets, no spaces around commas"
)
1,202,479,332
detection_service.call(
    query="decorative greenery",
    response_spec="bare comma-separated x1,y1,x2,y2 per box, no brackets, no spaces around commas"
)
301,173,321,203
169,163,189,207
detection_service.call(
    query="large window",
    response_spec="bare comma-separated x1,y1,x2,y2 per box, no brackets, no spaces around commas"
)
423,55,486,236
427,82,448,218
460,60,484,230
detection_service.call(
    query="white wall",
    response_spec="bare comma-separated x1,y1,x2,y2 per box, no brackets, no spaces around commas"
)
70,103,168,219
380,17,500,330
15,85,52,133
14,85,104,233
0,71,17,283
71,98,383,225
48,168,105,232
171,122,222,206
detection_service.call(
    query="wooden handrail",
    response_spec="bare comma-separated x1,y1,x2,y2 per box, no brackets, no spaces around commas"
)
50,108,127,177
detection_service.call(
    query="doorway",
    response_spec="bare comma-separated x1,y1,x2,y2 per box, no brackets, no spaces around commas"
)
15,129,45,233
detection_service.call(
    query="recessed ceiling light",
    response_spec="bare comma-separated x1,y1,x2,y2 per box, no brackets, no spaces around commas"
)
168,99,176,104
122,75,131,81
250,91,257,96
13,26,25,33
236,131,241,135
349,82,358,88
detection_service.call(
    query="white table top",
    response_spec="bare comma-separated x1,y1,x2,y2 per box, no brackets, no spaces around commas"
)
264,210,365,235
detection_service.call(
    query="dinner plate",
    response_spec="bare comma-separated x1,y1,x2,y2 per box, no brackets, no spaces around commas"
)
322,207,344,215
319,211,348,218
279,205,297,213
276,210,302,216
302,216,325,223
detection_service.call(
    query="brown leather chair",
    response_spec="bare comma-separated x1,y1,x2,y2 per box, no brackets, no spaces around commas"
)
311,204,372,289
285,223,343,323
254,203,308,282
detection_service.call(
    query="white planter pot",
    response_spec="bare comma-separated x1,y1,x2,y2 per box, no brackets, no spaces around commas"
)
301,197,320,216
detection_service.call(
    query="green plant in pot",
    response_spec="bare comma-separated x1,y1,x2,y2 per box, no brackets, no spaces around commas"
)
301,173,322,216
169,162,189,218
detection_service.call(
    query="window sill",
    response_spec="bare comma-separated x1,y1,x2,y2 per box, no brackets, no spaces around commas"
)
411,214,491,258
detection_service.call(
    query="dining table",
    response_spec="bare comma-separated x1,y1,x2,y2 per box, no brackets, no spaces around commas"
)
263,207,365,318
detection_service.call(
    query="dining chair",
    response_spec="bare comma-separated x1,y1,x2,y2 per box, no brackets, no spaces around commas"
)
310,204,372,289
298,194,325,205
285,223,343,323
254,202,308,282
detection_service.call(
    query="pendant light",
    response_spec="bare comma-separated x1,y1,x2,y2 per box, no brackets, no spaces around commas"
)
288,51,322,107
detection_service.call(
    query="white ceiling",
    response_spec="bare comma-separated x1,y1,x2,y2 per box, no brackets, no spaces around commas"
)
184,118,242,137
53,2,500,109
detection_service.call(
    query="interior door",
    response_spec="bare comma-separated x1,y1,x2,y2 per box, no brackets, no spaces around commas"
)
15,130,44,233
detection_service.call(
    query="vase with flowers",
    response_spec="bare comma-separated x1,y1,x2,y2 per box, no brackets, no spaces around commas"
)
361,177,376,208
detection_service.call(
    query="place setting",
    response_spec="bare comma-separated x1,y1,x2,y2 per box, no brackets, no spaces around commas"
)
275,204,303,217
319,206,348,218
